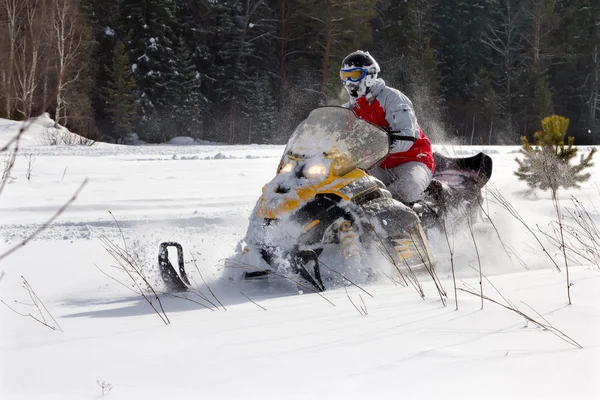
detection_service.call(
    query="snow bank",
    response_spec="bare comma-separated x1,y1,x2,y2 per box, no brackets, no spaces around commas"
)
167,136,222,146
0,113,93,148
167,136,197,145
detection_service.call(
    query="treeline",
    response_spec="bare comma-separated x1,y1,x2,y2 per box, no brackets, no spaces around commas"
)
1,0,598,145
0,0,93,135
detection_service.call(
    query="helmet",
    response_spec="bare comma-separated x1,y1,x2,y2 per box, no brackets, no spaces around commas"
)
340,50,380,98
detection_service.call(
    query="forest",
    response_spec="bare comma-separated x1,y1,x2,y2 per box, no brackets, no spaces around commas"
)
0,0,598,145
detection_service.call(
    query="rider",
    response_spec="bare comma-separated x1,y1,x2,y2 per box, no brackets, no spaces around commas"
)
340,50,435,205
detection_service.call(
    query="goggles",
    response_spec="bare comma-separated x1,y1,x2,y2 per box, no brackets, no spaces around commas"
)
340,67,367,83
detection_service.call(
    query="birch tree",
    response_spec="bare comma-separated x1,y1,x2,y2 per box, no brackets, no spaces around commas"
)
51,0,87,125
0,0,23,118
14,0,46,118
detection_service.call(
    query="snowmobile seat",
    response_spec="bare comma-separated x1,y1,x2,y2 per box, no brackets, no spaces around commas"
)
432,152,493,189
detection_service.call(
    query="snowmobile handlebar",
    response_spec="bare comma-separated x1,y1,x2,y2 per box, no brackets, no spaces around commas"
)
387,130,417,143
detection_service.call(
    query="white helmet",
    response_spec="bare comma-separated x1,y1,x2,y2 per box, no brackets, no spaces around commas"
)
340,50,380,98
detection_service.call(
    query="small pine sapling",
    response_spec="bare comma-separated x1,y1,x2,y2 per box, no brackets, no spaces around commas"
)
514,115,596,304
514,115,596,196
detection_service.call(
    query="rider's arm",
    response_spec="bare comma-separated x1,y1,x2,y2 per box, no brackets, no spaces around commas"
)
380,88,419,152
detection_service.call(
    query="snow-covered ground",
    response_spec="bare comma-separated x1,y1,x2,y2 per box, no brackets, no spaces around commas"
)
1,118,599,399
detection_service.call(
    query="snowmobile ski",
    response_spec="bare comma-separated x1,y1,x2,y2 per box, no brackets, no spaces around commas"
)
241,250,325,292
293,249,325,292
158,242,190,292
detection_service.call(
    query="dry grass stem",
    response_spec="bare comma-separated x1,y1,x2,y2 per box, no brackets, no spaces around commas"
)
99,237,170,325
457,287,582,349
98,214,170,325
164,292,216,311
409,229,447,306
1,276,62,331
441,217,458,310
24,153,36,180
240,292,267,311
562,197,600,270
316,258,374,298
464,206,484,309
189,253,226,310
368,223,427,298
478,202,528,269
551,192,572,304
488,185,562,271
96,380,113,396
344,286,368,316
167,256,225,312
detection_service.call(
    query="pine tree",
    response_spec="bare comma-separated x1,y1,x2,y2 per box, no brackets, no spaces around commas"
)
166,35,205,139
522,65,553,131
549,0,599,143
433,0,498,139
76,0,600,146
514,0,557,139
121,0,178,142
81,0,122,135
204,0,281,143
103,40,138,142
514,115,597,194
318,0,377,100
174,0,214,133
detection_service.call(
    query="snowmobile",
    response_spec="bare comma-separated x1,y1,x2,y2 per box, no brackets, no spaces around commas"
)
159,106,492,293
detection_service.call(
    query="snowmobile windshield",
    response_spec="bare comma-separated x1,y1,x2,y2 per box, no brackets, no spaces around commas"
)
283,107,389,176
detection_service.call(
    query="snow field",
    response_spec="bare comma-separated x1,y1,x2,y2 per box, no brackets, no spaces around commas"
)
1,123,599,399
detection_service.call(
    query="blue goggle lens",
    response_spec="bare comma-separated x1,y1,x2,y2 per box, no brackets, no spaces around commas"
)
340,68,367,82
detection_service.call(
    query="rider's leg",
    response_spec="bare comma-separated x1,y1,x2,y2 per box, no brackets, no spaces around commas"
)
371,162,432,204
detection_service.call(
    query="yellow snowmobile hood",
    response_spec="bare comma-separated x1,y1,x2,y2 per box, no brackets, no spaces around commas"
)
256,168,368,220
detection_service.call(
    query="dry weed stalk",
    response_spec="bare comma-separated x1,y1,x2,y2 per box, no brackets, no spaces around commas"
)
39,126,95,146
441,216,458,310
314,257,374,298
550,190,572,304
487,184,562,271
98,236,170,325
541,226,591,267
463,205,484,309
344,286,368,316
166,252,226,311
0,148,19,198
458,287,581,349
368,223,425,298
240,292,267,311
561,196,600,270
1,151,16,185
478,202,528,269
370,221,448,306
98,213,170,325
96,380,113,396
24,153,36,180
408,227,447,305
1,276,62,331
